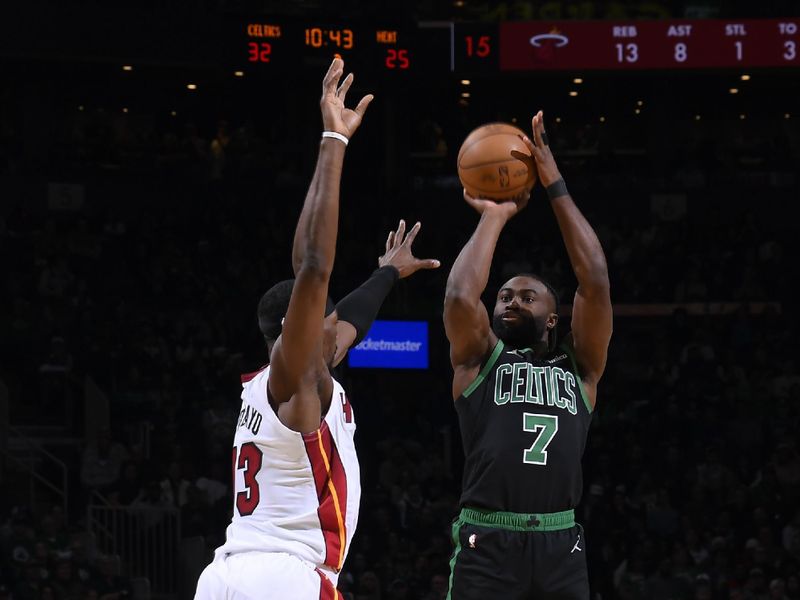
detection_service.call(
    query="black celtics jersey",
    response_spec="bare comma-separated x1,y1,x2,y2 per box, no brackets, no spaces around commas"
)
456,339,594,514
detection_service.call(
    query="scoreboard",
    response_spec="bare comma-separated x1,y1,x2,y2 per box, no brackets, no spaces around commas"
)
232,20,413,73
1,12,797,75
452,18,799,72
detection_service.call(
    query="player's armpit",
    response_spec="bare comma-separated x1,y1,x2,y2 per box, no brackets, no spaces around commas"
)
275,380,331,433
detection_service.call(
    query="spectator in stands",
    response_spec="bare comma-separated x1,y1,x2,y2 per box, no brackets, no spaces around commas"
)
193,460,228,509
159,461,190,508
51,557,87,600
108,461,144,506
91,554,132,600
80,428,130,496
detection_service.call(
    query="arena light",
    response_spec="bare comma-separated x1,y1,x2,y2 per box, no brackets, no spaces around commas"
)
635,108,641,114
740,74,751,81
170,110,177,116
122,107,128,113
78,105,84,111
573,77,583,84
569,90,578,97
122,65,133,71
555,117,562,123
739,114,746,120
785,113,791,119
599,116,605,122
694,114,701,121
234,71,244,77
461,79,471,85
461,92,470,98
729,88,739,94
187,83,197,90
637,100,643,106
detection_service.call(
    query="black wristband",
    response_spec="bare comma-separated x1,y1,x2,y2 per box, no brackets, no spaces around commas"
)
545,178,569,200
335,266,400,345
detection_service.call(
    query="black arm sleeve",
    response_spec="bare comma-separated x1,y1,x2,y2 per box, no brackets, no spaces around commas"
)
335,266,400,345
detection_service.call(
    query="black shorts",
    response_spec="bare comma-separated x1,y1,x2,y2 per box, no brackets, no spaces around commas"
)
447,508,589,600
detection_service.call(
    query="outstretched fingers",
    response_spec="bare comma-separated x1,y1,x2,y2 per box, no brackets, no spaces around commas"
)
417,256,441,270
531,110,547,149
337,73,354,101
353,94,374,118
386,229,395,252
322,58,344,96
394,219,406,246
403,221,421,247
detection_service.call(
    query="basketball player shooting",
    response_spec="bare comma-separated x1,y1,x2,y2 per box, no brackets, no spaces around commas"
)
194,58,439,600
443,110,612,599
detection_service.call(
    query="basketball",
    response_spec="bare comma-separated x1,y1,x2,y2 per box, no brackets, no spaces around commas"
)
457,122,537,200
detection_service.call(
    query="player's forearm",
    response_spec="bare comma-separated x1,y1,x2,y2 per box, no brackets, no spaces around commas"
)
550,194,609,290
336,266,399,344
446,212,506,302
291,139,346,277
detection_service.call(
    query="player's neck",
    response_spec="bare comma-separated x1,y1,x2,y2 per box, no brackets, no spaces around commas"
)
505,339,549,357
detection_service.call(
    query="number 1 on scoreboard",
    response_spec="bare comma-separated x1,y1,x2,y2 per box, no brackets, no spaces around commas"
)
734,40,743,61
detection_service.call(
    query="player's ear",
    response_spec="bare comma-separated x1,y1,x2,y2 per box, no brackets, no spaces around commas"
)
546,313,559,330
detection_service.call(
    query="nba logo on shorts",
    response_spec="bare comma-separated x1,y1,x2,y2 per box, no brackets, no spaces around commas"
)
468,534,477,548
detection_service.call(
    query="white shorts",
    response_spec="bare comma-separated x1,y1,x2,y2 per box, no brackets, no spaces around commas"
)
194,552,341,600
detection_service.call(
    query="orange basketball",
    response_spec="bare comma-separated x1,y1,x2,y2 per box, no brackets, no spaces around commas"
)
457,122,536,200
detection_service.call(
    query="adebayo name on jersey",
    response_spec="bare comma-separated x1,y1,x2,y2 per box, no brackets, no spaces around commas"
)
237,403,263,435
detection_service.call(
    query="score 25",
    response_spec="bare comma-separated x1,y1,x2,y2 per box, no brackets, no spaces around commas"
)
385,48,410,69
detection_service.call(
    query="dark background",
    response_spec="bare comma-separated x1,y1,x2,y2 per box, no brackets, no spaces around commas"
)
1,2,799,600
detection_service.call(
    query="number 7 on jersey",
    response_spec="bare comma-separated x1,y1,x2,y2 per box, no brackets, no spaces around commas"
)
522,413,558,465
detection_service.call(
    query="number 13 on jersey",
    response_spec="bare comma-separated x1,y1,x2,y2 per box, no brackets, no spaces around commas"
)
232,442,263,516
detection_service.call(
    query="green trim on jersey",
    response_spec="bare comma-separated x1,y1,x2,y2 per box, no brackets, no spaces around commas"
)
560,343,593,413
460,507,575,532
446,518,465,600
462,340,505,398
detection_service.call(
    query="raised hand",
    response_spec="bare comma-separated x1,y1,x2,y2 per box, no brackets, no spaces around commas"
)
510,110,562,188
462,188,530,221
378,220,440,279
320,58,374,138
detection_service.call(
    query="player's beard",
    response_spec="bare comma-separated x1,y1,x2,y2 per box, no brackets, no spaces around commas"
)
492,311,546,350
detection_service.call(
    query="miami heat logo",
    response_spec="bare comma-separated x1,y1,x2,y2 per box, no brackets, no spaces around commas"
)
529,27,569,64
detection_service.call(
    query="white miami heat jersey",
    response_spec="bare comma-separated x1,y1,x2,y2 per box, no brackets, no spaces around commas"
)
215,365,360,584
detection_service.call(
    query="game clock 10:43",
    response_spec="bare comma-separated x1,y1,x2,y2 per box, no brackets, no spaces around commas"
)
237,21,412,72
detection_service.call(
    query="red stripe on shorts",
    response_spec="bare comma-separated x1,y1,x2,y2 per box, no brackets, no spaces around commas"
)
316,568,341,600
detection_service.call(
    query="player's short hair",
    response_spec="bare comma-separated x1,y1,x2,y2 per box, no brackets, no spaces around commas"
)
257,279,335,342
512,272,560,352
